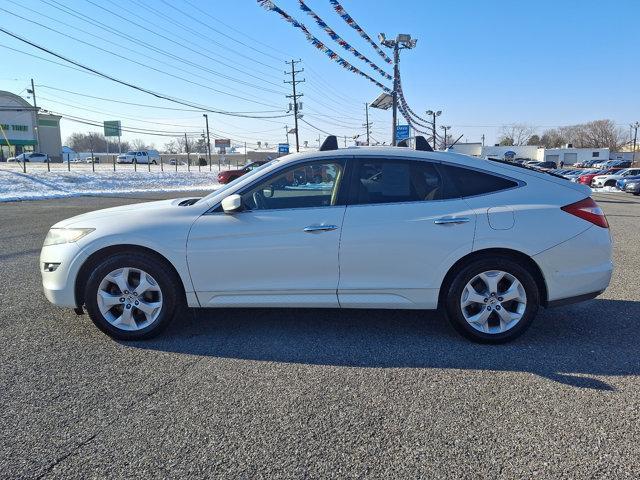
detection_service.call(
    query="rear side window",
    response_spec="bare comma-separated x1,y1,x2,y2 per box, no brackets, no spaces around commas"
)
351,159,457,205
440,164,518,197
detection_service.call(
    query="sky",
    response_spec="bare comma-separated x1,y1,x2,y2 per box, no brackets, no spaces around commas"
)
1,0,639,150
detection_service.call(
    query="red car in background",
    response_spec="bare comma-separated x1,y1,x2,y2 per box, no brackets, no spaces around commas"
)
577,168,623,185
217,160,269,184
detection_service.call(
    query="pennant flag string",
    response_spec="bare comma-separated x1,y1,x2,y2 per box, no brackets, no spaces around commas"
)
298,0,392,81
329,0,393,65
258,0,391,93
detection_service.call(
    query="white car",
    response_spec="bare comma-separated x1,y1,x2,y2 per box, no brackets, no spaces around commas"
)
7,152,49,162
40,137,613,343
116,150,160,164
591,168,640,188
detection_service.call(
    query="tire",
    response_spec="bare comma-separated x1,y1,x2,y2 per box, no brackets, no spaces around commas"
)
604,180,616,187
84,252,182,340
152,160,157,165
442,256,540,344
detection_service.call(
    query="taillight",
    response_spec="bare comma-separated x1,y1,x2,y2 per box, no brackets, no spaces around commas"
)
561,197,609,228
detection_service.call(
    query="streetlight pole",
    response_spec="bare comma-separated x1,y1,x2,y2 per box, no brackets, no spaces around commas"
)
440,125,451,150
631,122,639,166
203,114,212,171
379,33,417,146
426,110,442,150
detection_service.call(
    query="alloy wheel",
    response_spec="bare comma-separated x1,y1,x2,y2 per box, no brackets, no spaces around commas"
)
460,270,527,335
97,267,163,331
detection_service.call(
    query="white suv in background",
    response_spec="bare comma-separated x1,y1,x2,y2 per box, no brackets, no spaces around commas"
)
116,150,160,164
8,152,50,162
591,168,640,188
41,137,613,344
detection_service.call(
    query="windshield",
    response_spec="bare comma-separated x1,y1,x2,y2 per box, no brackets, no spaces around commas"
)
196,159,279,204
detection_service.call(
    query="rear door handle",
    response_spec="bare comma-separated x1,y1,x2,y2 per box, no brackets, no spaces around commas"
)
303,224,339,233
433,217,471,225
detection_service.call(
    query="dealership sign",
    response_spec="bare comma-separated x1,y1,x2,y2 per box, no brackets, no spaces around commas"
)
214,138,231,148
103,120,121,137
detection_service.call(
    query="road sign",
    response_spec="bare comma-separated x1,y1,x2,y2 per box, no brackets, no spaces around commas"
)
103,120,121,137
396,124,410,141
214,138,231,148
278,143,290,154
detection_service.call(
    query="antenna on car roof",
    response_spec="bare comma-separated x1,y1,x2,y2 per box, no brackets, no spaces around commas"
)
319,135,339,151
396,136,433,152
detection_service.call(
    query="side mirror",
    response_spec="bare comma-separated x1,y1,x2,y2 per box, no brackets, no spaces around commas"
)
221,194,243,214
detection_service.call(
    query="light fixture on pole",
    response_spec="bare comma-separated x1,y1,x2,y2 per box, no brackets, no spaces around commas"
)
440,125,451,150
426,110,442,150
379,33,417,146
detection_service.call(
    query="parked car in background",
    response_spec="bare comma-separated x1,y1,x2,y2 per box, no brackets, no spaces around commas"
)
7,152,50,163
117,150,160,164
41,138,613,344
169,158,187,166
616,175,640,191
83,156,100,163
532,161,557,170
578,168,623,186
217,160,268,184
591,168,640,188
623,180,640,195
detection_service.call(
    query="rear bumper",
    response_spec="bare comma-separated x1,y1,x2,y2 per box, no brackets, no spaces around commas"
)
534,225,613,305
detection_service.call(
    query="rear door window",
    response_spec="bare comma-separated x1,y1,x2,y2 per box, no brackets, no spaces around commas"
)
439,164,519,197
350,158,458,205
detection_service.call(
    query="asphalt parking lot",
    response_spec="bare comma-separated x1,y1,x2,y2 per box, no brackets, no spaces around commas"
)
1,191,639,479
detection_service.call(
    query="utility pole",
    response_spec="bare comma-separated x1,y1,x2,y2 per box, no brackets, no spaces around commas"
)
285,125,290,145
363,102,372,146
285,59,304,152
426,110,442,150
203,114,212,171
379,33,417,146
184,132,190,172
631,122,639,166
440,125,451,150
27,79,47,171
481,134,485,147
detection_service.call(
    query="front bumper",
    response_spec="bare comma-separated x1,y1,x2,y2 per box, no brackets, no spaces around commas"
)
40,242,89,307
624,184,640,193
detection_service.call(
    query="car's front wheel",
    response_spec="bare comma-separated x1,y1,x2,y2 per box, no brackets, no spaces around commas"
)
84,253,181,340
443,256,540,343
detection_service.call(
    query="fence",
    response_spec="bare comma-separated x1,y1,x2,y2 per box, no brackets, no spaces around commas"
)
0,152,278,174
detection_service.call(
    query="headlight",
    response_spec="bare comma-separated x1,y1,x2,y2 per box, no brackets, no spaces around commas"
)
43,228,95,246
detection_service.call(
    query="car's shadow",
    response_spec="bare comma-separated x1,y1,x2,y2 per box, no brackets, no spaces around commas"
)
126,299,640,391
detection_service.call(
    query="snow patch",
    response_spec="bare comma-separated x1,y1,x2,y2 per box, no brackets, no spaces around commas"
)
0,168,221,202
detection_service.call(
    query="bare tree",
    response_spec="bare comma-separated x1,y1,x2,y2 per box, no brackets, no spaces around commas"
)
177,135,196,154
497,124,537,146
163,140,178,154
541,120,624,150
130,138,149,150
66,132,130,152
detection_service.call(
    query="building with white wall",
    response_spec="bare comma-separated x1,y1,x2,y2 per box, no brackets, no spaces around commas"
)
0,90,62,161
543,147,608,165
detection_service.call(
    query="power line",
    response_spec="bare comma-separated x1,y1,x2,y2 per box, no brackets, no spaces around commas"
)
0,27,294,118
86,0,282,74
7,0,288,96
0,6,286,107
36,85,286,116
40,0,285,84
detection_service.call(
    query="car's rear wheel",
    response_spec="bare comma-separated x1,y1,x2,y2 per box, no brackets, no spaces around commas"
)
443,256,539,343
84,253,180,340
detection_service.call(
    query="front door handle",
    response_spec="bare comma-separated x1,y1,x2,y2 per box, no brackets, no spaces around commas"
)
433,217,471,225
303,224,339,233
